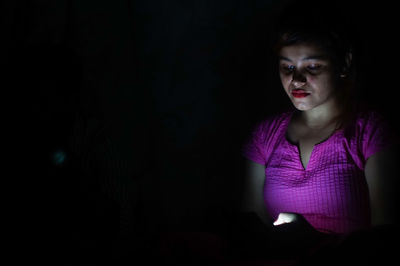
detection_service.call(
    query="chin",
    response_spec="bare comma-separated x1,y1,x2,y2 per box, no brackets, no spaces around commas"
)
293,102,312,111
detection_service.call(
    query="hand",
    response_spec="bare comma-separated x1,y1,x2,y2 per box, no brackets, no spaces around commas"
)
273,212,299,226
272,212,319,236
271,213,324,257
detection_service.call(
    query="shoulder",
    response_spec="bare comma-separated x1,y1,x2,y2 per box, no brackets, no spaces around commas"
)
354,110,395,143
243,111,292,164
244,110,292,147
351,109,395,160
344,109,391,137
354,110,387,127
251,111,293,140
255,110,293,132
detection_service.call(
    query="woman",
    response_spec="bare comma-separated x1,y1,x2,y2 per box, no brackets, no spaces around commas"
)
241,0,397,251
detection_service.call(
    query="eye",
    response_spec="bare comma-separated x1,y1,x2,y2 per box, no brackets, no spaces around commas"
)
280,64,295,74
306,64,322,73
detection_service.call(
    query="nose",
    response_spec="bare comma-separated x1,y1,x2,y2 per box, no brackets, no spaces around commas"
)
291,70,307,88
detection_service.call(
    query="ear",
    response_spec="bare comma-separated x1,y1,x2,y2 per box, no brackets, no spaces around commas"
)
340,52,353,77
344,52,352,70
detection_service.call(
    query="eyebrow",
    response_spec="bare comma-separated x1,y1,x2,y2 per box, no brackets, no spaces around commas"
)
279,55,328,62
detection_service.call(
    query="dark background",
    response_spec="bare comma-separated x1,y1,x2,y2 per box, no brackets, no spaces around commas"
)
7,0,399,264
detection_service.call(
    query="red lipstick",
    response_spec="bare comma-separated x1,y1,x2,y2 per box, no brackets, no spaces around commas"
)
291,89,310,98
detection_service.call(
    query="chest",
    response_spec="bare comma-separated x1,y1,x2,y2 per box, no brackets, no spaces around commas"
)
286,123,337,169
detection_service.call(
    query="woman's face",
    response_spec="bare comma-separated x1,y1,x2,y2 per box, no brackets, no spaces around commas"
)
278,43,339,111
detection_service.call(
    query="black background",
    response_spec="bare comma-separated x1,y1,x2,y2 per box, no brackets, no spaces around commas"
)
7,0,399,264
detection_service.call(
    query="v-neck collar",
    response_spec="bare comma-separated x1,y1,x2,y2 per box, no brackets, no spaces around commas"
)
282,110,341,170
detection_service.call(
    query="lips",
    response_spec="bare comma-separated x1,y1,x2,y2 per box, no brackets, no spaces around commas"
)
291,89,310,98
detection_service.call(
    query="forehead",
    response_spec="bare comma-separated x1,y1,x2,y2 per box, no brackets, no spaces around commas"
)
279,43,330,61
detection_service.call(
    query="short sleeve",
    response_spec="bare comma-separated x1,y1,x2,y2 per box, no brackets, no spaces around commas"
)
242,121,269,165
242,112,290,166
360,112,394,161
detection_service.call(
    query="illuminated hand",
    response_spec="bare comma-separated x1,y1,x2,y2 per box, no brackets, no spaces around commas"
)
272,212,326,253
272,212,319,236
273,212,299,226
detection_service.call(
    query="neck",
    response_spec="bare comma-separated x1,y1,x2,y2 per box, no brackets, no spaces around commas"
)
299,100,341,129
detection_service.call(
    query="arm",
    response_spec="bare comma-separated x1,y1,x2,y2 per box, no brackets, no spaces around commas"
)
240,160,272,226
364,146,398,226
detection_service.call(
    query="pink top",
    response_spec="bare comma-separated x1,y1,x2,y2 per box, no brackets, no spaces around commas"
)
243,110,392,234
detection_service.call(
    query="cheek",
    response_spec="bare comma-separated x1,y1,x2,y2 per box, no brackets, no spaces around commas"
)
280,75,291,89
308,76,334,94
306,75,322,85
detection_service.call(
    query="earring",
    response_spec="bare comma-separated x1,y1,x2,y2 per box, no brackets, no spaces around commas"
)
340,67,348,78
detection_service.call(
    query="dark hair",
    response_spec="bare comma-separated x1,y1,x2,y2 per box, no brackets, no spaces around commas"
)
273,0,360,128
273,0,356,75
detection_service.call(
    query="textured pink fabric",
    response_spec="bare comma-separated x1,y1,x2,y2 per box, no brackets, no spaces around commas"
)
243,110,392,234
